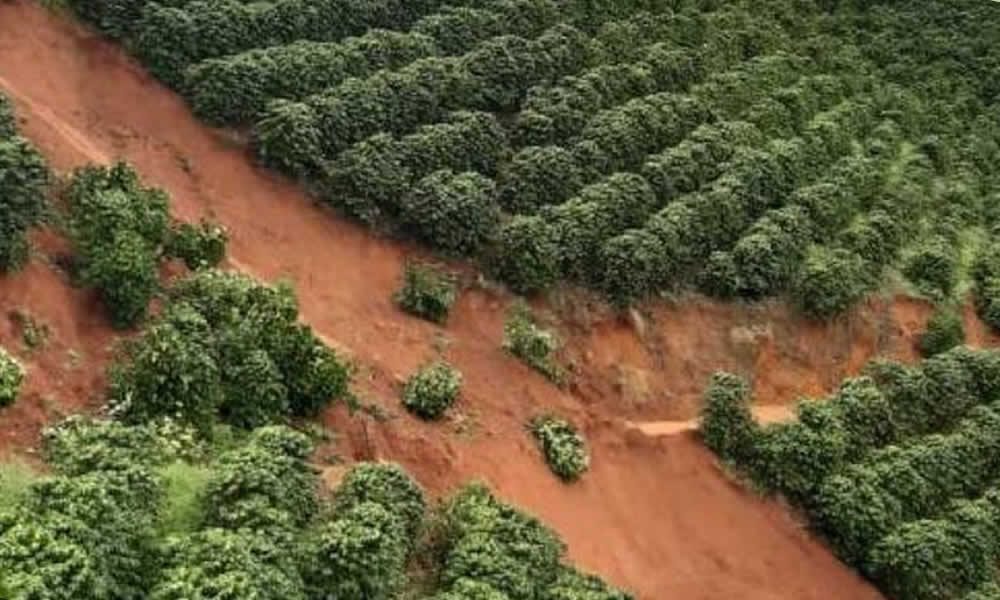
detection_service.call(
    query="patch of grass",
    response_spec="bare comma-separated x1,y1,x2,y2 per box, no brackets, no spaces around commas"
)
0,459,41,507
157,460,213,536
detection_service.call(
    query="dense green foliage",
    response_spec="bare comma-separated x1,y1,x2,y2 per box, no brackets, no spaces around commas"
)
530,415,590,481
0,346,24,408
700,347,1000,599
919,304,965,357
395,261,457,324
402,361,462,420
0,93,48,272
107,270,351,436
69,0,1000,319
4,412,631,598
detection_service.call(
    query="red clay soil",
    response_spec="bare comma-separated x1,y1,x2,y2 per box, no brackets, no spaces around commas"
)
4,2,993,597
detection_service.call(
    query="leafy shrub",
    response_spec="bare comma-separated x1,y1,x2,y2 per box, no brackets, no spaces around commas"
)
303,502,407,600
530,415,589,481
107,305,223,436
2,469,161,600
41,416,166,476
399,170,499,255
599,228,668,307
108,271,350,435
490,216,560,295
151,528,306,600
497,146,584,215
81,229,160,328
919,305,965,357
403,361,462,420
0,136,48,272
0,346,24,408
165,219,227,270
254,100,324,178
440,483,565,599
699,372,757,464
201,426,318,531
791,245,870,319
903,236,958,299
867,491,1000,600
503,302,561,381
66,163,171,328
333,462,426,545
545,566,634,600
394,261,457,324
0,93,15,137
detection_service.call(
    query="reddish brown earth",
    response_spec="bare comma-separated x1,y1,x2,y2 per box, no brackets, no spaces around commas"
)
2,2,994,597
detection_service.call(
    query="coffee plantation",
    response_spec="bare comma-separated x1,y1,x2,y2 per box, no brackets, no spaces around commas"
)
65,0,1000,318
700,347,1000,599
0,413,630,599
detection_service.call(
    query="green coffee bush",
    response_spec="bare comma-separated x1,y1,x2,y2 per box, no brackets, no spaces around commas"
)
530,415,589,481
333,462,426,545
165,219,228,270
399,170,499,255
440,483,565,598
503,302,561,381
698,372,757,465
108,271,351,435
201,426,319,531
403,361,462,420
303,502,407,600
394,262,457,324
151,528,306,600
80,229,160,328
490,216,560,295
0,135,48,272
919,305,965,357
545,566,634,600
792,245,870,319
903,236,958,299
66,163,171,328
0,93,15,137
0,347,24,408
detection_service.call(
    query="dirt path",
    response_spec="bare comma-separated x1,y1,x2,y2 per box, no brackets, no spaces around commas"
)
0,2,915,597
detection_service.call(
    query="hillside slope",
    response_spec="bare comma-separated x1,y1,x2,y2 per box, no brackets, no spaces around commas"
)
0,1,946,597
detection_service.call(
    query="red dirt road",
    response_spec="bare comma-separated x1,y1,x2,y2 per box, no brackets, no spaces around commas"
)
0,2,948,597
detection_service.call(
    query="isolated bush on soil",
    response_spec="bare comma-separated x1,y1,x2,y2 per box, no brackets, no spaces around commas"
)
919,305,965,357
395,262,457,324
699,372,757,465
0,347,24,408
403,361,462,420
166,219,228,270
530,415,589,481
503,302,561,381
